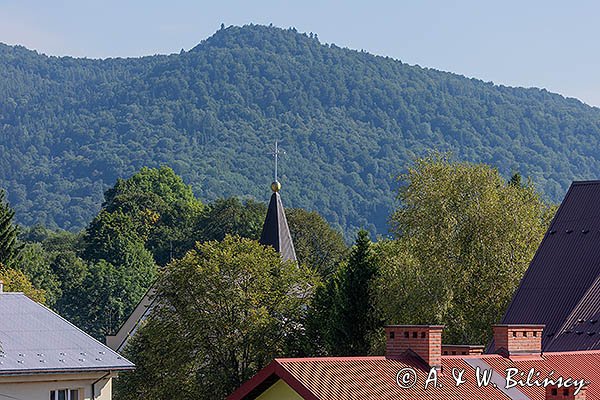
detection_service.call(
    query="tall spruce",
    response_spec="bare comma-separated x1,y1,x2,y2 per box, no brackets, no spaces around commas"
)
317,230,380,355
0,190,21,266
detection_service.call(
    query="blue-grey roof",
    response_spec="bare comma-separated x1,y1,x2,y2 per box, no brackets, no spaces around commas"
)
0,292,134,374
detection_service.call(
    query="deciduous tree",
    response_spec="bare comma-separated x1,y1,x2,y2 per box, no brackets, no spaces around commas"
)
0,264,46,303
374,154,554,345
115,235,318,400
286,208,348,279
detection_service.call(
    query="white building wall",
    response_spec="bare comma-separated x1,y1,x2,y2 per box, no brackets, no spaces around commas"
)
0,373,114,400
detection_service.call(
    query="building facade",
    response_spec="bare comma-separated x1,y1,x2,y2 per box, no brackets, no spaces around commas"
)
0,286,133,400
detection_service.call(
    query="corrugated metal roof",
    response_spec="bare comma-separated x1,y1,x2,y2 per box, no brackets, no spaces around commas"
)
277,356,508,400
229,352,600,400
484,351,600,399
0,293,134,374
501,181,600,352
259,191,297,262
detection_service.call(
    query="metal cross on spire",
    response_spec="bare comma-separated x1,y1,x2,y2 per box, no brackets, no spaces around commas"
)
271,140,286,182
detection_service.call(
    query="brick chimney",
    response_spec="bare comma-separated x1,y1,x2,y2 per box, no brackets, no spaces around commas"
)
545,385,586,400
385,325,444,369
492,324,544,356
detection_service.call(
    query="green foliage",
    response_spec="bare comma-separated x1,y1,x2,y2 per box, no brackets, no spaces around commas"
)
50,252,89,323
74,258,144,339
115,235,318,400
0,264,46,303
85,167,203,265
374,154,554,345
103,166,204,264
0,190,21,266
1,25,595,237
13,166,344,343
286,208,348,279
18,243,61,306
20,225,85,254
308,230,380,355
82,215,157,338
195,197,266,242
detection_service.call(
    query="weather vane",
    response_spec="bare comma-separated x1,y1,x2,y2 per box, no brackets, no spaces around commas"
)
270,141,285,192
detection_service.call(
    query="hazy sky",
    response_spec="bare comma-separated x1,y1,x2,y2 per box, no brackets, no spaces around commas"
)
1,0,599,106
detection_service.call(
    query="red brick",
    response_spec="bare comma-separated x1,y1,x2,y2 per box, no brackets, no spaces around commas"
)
492,324,544,356
385,325,444,369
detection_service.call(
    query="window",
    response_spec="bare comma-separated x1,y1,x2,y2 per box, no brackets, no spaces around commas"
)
50,389,79,400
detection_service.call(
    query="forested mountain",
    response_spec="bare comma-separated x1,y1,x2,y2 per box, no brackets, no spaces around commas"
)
2,24,600,235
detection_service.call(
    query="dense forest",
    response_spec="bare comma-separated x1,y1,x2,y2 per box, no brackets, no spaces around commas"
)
1,24,600,236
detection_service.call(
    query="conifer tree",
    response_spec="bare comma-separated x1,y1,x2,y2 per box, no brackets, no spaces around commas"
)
0,190,21,266
312,230,380,355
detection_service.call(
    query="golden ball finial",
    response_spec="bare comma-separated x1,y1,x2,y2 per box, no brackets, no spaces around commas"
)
271,181,281,192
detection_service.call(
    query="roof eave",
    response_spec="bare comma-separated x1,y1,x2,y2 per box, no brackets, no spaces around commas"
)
0,366,135,376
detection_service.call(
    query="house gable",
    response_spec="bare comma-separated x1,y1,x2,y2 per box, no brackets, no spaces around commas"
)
256,379,303,400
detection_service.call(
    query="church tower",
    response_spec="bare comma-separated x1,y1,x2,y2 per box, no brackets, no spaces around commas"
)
259,180,297,262
258,141,297,262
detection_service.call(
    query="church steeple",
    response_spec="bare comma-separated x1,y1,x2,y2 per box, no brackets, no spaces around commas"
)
258,142,297,262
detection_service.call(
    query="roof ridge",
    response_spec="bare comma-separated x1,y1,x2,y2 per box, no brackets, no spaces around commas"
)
276,356,387,362
571,180,600,185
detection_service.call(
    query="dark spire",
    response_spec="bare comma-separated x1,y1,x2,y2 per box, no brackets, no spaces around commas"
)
259,181,297,262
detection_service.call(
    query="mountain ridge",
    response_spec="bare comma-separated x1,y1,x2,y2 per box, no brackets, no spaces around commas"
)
1,24,600,236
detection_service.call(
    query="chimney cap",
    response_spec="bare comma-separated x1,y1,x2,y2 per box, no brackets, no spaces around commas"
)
385,324,445,329
492,324,545,329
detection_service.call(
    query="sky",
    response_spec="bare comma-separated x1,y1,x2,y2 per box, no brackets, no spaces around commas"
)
1,0,599,106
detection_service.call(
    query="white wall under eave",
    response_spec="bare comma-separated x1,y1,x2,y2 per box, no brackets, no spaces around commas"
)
0,372,115,400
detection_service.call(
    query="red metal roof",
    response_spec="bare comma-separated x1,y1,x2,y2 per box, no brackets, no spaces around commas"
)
228,352,598,400
501,181,600,352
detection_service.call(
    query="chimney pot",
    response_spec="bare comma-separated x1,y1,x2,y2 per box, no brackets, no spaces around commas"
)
385,325,444,370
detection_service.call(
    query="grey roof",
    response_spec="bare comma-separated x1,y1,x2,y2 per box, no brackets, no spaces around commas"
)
499,180,600,352
259,192,297,262
0,292,134,374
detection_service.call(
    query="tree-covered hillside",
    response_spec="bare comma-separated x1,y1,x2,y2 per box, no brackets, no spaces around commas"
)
1,24,600,235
